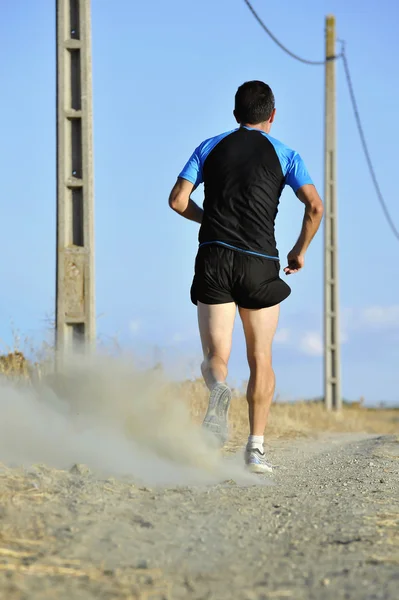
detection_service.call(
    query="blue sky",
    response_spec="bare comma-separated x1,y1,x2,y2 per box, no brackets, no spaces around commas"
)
1,0,398,405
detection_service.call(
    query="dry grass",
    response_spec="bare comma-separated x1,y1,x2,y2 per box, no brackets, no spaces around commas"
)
363,438,399,566
0,559,169,599
181,378,399,443
365,509,399,566
0,351,31,378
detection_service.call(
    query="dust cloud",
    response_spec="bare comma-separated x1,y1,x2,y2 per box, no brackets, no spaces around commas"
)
0,354,261,486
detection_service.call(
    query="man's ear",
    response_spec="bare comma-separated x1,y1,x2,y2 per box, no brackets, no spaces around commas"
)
269,108,276,124
233,109,240,124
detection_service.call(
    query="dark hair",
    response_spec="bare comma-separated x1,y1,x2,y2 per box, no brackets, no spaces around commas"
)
234,80,275,124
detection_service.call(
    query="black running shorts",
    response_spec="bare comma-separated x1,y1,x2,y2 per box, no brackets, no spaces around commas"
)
190,245,291,309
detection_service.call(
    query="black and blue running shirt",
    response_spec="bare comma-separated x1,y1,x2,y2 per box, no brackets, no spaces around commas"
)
178,126,313,259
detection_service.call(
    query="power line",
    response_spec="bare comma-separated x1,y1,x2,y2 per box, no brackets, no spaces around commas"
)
242,0,340,65
341,47,399,242
243,0,399,242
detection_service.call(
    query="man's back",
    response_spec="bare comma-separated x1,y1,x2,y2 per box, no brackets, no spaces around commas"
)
179,126,313,258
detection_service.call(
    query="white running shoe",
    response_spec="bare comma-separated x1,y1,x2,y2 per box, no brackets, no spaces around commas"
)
202,382,231,447
245,448,273,473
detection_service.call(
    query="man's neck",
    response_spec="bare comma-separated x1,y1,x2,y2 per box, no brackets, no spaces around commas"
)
241,122,271,134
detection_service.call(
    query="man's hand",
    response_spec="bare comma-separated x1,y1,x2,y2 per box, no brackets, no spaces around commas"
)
284,249,305,275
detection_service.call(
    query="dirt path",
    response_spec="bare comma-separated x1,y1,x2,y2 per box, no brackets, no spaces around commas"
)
1,433,398,600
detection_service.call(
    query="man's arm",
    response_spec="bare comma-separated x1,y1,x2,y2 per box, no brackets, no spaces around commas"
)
168,177,204,225
284,184,324,275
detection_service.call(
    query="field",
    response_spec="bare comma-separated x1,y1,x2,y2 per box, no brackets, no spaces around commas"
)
184,377,398,441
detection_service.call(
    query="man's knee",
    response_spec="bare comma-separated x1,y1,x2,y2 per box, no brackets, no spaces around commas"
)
201,354,228,389
203,351,227,365
247,351,272,373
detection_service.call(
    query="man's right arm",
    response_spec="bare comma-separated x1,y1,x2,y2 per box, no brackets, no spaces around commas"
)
169,143,204,222
284,184,324,275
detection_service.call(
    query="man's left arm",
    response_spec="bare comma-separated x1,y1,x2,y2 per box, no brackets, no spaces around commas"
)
168,177,203,224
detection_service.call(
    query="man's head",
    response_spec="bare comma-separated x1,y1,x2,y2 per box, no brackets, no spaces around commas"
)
234,81,276,131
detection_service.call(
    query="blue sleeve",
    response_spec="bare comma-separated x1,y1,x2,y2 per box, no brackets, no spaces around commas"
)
178,146,203,188
178,130,236,189
285,153,313,192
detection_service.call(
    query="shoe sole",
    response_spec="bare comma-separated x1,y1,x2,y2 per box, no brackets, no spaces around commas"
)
202,383,231,447
246,462,273,474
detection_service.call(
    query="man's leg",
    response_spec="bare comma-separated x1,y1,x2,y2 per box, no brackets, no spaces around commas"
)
197,301,236,445
239,304,280,471
198,301,236,389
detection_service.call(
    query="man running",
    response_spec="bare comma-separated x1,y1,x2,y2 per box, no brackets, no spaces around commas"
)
168,81,323,473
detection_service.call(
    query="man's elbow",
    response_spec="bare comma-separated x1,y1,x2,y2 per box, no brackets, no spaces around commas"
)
168,193,178,211
169,191,189,214
312,200,324,218
169,193,183,213
307,197,324,219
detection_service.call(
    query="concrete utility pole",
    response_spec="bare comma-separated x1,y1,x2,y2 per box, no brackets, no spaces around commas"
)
56,0,96,357
324,15,342,411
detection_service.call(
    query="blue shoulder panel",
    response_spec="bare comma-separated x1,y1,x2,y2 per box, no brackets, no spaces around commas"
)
178,129,237,188
263,132,313,192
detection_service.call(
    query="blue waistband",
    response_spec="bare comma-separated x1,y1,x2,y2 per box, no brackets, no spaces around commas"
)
199,241,279,261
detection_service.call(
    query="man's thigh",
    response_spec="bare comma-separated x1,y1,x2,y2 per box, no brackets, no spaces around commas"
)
238,304,280,361
197,301,236,362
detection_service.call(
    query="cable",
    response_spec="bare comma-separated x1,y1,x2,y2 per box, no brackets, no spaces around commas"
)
243,0,399,241
242,0,340,65
341,47,399,242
